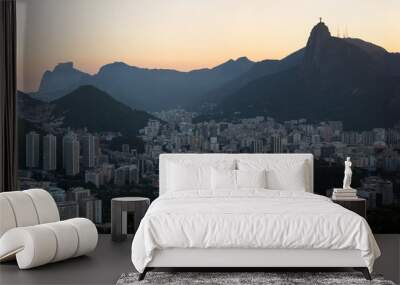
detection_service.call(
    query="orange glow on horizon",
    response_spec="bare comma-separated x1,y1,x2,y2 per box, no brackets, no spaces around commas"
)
17,0,400,92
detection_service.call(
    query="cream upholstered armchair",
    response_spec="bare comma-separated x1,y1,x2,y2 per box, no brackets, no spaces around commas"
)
0,189,98,269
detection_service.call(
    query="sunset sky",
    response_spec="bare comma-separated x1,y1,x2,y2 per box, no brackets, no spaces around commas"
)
17,0,400,92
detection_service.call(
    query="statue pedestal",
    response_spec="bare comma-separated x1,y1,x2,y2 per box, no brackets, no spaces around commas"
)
333,188,356,193
332,188,358,200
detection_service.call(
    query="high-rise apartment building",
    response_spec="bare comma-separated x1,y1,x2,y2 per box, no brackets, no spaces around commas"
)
122,144,130,153
82,134,95,168
26,131,40,168
271,134,283,153
85,170,102,188
251,139,264,153
43,134,57,170
114,165,139,186
83,198,102,224
94,136,101,166
63,132,80,176
57,201,79,220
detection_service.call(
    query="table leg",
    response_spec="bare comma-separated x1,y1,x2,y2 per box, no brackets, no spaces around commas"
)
111,202,124,241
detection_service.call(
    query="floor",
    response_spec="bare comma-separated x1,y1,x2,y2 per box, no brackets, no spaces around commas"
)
373,234,400,284
0,234,399,285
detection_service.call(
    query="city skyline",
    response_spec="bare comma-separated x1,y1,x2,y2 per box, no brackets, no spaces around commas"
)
20,110,400,233
17,0,400,92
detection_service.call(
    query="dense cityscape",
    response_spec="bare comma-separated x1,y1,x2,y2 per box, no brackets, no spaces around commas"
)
19,109,400,233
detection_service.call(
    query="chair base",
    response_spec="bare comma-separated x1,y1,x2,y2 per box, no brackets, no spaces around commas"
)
0,218,98,269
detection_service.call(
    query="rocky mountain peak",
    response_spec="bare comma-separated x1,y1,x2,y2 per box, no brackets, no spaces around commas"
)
307,22,331,45
304,21,332,69
53,62,75,72
38,61,90,94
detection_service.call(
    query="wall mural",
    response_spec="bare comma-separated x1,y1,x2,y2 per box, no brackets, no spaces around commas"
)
17,0,400,233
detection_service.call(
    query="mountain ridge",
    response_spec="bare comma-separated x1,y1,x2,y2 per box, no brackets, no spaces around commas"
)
33,57,256,111
31,21,400,130
215,21,400,130
196,48,305,108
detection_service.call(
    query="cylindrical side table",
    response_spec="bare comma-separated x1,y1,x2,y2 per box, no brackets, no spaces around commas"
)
111,197,150,242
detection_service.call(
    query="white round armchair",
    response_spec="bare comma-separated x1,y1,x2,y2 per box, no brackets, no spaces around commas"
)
0,189,98,269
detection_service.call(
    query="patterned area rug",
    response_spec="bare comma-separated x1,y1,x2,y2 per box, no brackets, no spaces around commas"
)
116,272,396,285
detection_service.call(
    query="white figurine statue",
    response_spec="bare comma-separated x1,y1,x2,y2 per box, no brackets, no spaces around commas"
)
342,157,353,189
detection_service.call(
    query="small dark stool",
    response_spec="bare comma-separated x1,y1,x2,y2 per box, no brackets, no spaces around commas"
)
111,197,150,242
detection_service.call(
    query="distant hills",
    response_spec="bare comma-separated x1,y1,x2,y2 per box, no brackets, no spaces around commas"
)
33,57,255,111
18,86,152,166
53,85,155,134
212,22,400,130
19,85,155,135
198,48,305,106
30,21,400,130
